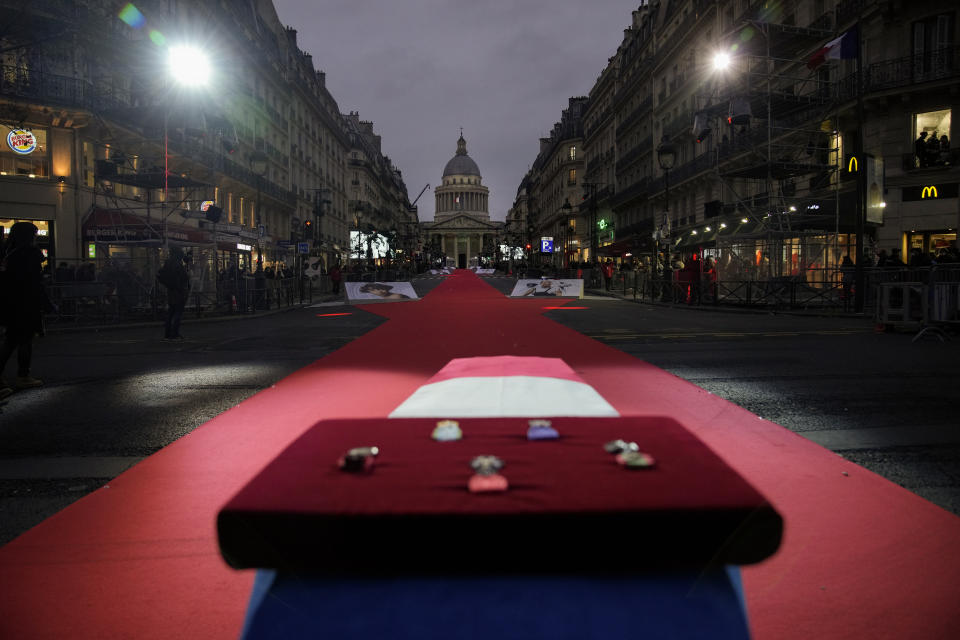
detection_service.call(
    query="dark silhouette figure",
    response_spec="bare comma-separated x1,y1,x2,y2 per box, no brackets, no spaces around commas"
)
158,247,190,340
915,132,928,168
0,222,54,394
329,264,342,295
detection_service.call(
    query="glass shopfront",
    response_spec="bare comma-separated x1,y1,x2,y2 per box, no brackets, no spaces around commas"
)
1,218,52,266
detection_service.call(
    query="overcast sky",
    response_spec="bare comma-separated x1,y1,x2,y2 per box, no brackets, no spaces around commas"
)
272,0,641,221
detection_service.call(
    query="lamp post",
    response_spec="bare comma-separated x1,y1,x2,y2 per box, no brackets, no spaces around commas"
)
249,151,268,271
164,45,211,249
657,135,677,300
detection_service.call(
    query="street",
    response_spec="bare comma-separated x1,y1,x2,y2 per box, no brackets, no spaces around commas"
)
1,275,958,545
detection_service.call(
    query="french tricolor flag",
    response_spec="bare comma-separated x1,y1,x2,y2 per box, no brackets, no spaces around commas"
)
807,27,858,69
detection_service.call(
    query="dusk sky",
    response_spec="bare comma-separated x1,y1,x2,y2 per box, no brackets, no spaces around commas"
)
272,0,642,221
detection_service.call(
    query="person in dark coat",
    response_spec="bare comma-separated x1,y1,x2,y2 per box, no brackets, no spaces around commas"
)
159,247,190,340
0,222,54,395
329,263,342,294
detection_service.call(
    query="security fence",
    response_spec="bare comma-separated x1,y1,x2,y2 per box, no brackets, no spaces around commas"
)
43,256,319,325
535,265,960,314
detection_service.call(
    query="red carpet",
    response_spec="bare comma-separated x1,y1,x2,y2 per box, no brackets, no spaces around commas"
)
1,270,958,639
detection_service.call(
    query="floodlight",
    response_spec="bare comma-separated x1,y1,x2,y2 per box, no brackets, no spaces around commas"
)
168,46,211,86
713,52,731,71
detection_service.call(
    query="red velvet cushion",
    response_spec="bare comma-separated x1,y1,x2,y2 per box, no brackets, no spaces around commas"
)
218,416,782,573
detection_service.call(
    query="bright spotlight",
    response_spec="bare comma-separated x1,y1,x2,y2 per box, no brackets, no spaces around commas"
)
713,52,732,71
168,46,211,86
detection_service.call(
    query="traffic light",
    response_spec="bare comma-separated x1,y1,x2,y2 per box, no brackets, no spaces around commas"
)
525,243,532,250
303,219,314,238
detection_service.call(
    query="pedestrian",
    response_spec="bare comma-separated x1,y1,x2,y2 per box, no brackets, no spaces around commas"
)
157,247,190,341
915,131,928,168
602,259,615,290
0,222,55,396
840,255,854,301
329,262,342,295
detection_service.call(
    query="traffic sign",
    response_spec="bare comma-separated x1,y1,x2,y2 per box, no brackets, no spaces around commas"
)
297,242,310,254
540,238,554,253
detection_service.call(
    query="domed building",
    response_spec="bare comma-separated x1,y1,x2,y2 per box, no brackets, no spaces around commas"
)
423,133,502,269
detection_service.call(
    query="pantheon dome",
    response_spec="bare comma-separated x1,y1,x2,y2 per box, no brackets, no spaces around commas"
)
435,134,489,221
442,135,481,177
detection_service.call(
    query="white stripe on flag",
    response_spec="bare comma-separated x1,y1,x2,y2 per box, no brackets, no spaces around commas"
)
389,375,619,418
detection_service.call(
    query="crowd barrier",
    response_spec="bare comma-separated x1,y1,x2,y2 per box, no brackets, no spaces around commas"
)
519,266,960,314
45,278,314,326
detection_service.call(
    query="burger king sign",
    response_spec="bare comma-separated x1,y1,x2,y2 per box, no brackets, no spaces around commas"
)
7,129,38,155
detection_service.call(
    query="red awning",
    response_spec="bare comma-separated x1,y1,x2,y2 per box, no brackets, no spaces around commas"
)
597,240,634,257
82,208,210,245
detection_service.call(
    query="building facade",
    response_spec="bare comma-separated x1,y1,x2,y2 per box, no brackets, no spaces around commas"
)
0,0,412,293
519,0,959,282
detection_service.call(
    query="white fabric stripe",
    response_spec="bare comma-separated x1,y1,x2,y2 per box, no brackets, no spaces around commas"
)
389,376,620,418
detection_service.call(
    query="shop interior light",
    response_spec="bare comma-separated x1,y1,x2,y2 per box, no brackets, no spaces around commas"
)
705,226,712,232
789,205,797,211
720,223,727,229
741,217,749,223
691,229,698,235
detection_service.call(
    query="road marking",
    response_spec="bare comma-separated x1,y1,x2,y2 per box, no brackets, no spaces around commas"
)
0,456,143,480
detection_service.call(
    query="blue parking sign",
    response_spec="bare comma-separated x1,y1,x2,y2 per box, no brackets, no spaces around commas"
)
540,238,554,253
297,242,310,254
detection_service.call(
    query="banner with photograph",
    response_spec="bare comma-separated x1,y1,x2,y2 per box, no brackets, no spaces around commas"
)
509,279,583,298
345,281,419,303
304,256,325,283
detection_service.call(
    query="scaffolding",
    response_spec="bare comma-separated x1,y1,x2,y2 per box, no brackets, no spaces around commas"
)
683,7,854,295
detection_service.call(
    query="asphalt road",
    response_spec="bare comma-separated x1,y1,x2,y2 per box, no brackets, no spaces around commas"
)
1,274,957,545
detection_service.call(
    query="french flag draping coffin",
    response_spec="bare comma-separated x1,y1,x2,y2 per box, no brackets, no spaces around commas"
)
218,357,782,573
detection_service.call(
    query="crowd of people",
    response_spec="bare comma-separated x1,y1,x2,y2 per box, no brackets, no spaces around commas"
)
915,131,951,168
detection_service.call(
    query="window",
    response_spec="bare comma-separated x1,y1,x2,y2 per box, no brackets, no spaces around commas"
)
915,109,951,142
569,145,577,160
913,13,954,78
568,169,577,185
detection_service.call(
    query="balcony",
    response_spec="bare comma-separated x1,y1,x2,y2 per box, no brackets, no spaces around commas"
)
0,65,132,112
838,47,960,100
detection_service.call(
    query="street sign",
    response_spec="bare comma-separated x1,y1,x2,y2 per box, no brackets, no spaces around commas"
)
540,238,554,253
258,224,266,238
278,240,291,247
297,242,310,254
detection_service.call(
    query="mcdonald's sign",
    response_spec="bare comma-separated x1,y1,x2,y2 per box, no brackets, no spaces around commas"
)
848,156,858,172
922,186,939,199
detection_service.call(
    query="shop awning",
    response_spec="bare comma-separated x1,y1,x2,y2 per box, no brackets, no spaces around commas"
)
82,208,210,245
597,239,638,257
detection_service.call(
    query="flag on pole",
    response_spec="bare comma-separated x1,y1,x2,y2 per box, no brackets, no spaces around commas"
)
807,26,858,69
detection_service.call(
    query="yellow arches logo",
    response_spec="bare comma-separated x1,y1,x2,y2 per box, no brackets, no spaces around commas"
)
921,186,938,199
848,157,858,172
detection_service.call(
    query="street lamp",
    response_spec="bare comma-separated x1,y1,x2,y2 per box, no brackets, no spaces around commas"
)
657,135,677,298
163,45,211,252
249,151,268,270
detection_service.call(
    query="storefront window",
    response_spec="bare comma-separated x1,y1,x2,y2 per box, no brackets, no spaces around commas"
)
1,218,51,264
0,125,50,178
